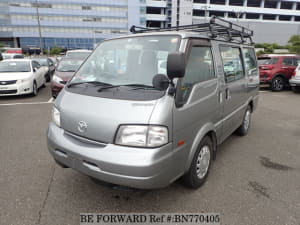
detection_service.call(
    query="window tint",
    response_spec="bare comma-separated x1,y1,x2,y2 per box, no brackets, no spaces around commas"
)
220,46,244,82
32,61,40,69
243,48,258,75
293,57,300,66
180,46,215,101
283,57,294,66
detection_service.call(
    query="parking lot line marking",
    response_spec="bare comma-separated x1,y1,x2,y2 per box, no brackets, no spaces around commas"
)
259,91,268,93
48,97,54,103
0,102,53,106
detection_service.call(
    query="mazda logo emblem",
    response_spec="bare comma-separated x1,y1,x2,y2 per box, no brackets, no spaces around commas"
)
77,121,88,133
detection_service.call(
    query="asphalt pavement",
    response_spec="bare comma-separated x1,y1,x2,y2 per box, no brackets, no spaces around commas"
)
0,86,299,225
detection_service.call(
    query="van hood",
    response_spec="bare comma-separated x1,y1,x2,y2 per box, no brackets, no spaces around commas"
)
57,90,158,143
0,72,32,81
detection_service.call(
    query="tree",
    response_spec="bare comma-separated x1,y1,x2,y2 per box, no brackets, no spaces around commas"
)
0,42,5,53
50,46,63,55
288,35,300,54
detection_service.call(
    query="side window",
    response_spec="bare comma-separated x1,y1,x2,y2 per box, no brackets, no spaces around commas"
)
220,46,244,83
283,58,293,66
180,46,215,102
32,61,40,69
293,58,300,66
243,48,258,76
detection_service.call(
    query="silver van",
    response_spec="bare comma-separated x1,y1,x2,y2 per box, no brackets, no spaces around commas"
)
47,17,259,189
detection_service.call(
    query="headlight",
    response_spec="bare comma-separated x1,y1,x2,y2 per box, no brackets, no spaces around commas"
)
19,77,31,83
52,106,61,127
52,75,63,84
115,125,168,148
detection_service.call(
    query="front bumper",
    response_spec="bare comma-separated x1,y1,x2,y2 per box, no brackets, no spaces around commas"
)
289,78,300,86
47,122,176,189
0,80,33,96
50,82,64,98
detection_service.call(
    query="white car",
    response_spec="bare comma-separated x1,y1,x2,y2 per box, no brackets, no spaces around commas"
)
0,59,46,96
290,65,300,93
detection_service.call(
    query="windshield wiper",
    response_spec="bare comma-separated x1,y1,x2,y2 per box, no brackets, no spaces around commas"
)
122,84,156,90
67,81,112,88
98,85,120,92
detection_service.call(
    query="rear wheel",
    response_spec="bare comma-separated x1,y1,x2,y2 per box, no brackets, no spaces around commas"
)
235,105,252,136
182,136,213,189
271,76,285,91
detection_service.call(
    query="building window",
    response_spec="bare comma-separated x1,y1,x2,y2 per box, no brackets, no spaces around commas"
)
280,1,293,10
279,15,291,21
210,0,226,5
229,0,244,6
193,10,205,17
295,16,300,22
245,13,260,19
31,3,52,8
194,0,207,3
146,7,161,14
209,11,224,17
82,6,92,10
247,0,261,7
263,14,276,20
264,0,277,9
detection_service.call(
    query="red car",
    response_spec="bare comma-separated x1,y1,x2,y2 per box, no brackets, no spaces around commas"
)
51,58,84,98
258,54,300,91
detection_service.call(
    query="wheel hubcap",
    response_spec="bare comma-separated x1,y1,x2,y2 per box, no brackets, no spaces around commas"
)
244,110,251,131
33,84,37,94
196,145,211,179
274,79,283,90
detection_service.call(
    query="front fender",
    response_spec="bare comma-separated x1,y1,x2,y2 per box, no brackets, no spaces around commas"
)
184,123,216,173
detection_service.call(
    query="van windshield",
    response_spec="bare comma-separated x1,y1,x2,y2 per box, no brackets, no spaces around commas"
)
69,35,180,87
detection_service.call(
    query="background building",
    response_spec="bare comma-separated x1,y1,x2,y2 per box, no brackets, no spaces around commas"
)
0,0,146,49
172,0,300,44
1,0,300,50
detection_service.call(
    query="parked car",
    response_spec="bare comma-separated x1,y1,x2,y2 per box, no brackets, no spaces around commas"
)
258,54,300,91
2,53,24,60
289,65,300,93
65,49,92,59
51,58,84,98
47,17,259,189
0,59,46,96
0,53,3,61
33,57,55,82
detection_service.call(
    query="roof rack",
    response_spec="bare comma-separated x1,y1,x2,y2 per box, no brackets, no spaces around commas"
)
130,16,254,45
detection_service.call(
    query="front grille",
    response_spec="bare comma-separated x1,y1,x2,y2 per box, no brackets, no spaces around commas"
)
0,89,17,94
60,81,67,84
0,80,17,85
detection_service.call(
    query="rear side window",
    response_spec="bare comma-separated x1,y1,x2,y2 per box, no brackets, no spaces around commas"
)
293,58,300,66
243,48,258,75
220,46,244,82
258,57,278,65
283,57,294,66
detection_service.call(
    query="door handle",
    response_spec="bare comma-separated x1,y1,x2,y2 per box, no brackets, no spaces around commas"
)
225,88,231,100
282,67,288,69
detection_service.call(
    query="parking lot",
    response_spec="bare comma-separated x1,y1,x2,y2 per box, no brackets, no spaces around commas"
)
0,85,300,225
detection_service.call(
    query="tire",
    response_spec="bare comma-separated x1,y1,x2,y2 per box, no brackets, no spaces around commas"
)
45,72,51,82
292,86,300,93
271,76,285,91
235,105,252,136
182,136,213,189
32,81,37,96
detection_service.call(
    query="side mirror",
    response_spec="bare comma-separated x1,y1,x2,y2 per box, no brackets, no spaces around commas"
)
33,68,37,72
167,52,186,80
152,74,169,91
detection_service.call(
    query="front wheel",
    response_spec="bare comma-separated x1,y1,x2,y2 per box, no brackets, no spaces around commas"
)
235,105,251,136
271,76,285,91
32,81,37,96
182,136,213,189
